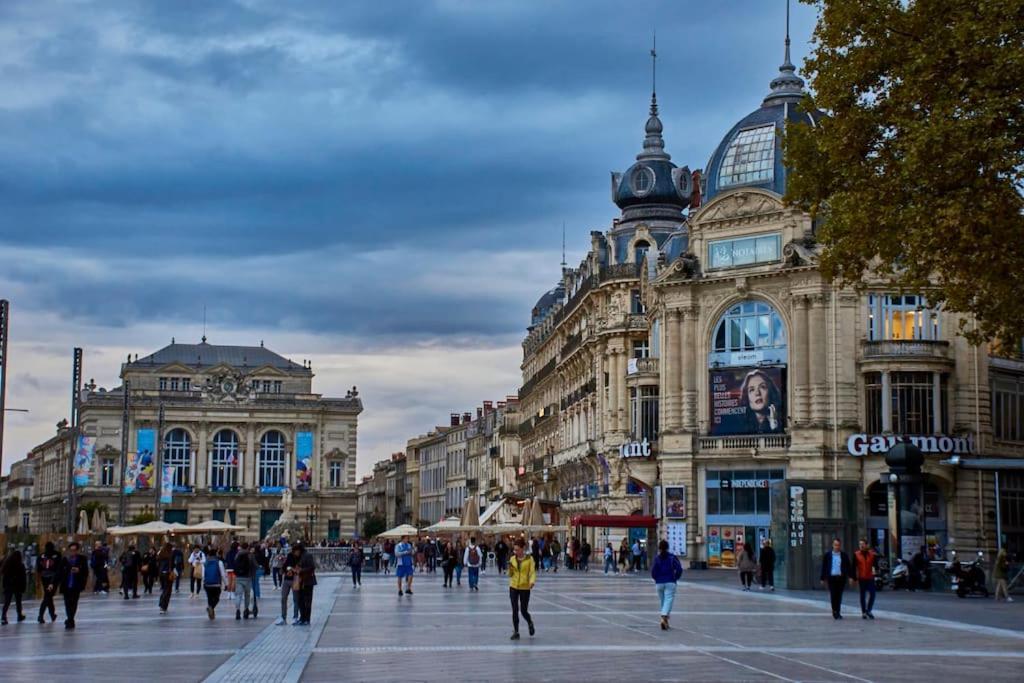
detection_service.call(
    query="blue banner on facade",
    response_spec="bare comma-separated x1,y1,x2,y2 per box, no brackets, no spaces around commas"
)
160,464,174,504
136,428,155,490
295,431,313,491
73,435,96,487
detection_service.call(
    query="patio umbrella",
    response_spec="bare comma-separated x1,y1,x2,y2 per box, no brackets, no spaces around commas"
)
528,498,545,527
77,509,90,535
94,509,108,534
424,517,465,533
377,523,420,539
185,520,245,533
519,500,532,526
462,498,481,529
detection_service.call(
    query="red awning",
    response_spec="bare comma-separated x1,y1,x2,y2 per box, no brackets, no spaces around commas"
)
571,514,658,528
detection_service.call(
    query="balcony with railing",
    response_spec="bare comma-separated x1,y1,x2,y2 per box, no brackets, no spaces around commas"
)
561,331,583,358
627,357,659,376
861,339,951,361
600,262,642,282
698,434,791,451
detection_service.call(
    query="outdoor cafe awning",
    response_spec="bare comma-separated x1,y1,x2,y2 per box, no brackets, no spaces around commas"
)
570,514,658,529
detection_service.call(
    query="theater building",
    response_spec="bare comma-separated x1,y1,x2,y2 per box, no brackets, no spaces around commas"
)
27,339,362,540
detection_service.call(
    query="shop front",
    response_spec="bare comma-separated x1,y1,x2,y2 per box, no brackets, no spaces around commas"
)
703,467,785,568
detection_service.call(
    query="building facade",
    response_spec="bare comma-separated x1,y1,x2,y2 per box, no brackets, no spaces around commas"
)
26,340,362,540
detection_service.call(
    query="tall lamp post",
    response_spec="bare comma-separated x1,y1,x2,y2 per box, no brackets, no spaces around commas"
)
882,440,924,573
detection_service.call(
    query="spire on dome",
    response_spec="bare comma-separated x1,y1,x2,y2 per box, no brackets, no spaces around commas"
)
637,33,670,161
763,0,806,105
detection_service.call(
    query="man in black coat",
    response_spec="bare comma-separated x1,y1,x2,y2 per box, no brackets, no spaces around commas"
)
61,542,90,630
36,542,63,622
820,538,856,619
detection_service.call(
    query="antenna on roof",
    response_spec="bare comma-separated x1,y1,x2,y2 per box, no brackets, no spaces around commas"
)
201,305,207,344
561,221,567,269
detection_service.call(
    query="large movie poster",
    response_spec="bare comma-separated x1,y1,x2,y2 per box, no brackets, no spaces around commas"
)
295,431,313,491
136,428,155,490
73,435,96,486
709,366,786,436
664,485,687,519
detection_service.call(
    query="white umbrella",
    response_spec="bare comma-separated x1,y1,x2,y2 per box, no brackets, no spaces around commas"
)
376,523,420,539
185,520,245,533
424,517,474,533
94,509,108,534
77,509,90,535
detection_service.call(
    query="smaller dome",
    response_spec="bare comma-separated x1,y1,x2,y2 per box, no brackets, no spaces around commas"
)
612,93,691,214
530,283,565,327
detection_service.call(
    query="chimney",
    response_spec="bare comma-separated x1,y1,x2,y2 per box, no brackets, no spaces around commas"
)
450,413,460,427
462,412,471,424
476,407,483,420
483,400,493,412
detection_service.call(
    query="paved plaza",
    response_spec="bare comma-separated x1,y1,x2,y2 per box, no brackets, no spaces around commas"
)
0,570,1021,682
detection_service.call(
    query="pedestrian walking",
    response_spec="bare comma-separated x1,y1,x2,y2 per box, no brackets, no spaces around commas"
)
233,542,255,620
580,540,592,572
464,537,483,591
441,541,457,588
253,542,269,604
494,538,509,574
61,541,89,630
276,545,301,625
604,542,616,574
157,543,177,614
819,538,856,619
1,549,27,625
172,544,185,593
454,540,465,586
141,548,158,594
737,543,757,590
508,538,536,640
618,538,629,573
759,539,776,591
993,547,1013,602
349,541,364,588
630,539,642,573
651,540,684,630
296,543,317,625
188,545,207,598
203,548,228,620
119,545,141,600
36,542,62,622
854,539,879,618
224,541,239,596
271,545,285,587
90,541,109,594
395,535,415,596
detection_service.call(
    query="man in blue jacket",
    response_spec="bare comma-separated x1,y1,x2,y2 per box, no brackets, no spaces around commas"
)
651,540,683,630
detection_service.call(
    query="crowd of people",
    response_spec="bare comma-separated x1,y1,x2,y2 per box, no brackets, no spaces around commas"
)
0,537,320,629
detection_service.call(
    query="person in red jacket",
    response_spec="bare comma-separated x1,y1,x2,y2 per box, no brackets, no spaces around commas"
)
854,539,879,619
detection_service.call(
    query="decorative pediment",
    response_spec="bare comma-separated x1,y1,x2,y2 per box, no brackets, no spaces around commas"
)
141,362,194,375
693,188,784,225
96,444,120,457
244,364,290,378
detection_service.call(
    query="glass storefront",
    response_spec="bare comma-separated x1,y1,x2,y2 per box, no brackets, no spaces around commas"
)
705,467,785,567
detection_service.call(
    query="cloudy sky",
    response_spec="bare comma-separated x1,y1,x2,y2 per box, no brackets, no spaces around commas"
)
0,0,816,475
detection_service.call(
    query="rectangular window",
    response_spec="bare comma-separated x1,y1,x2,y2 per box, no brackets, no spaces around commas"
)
100,457,116,486
182,378,190,391
273,380,282,393
329,461,344,488
864,372,884,433
708,232,781,269
867,294,941,341
632,340,649,359
262,380,272,393
170,377,179,391
251,379,259,391
630,289,645,315
891,371,938,434
159,377,168,391
993,376,1024,442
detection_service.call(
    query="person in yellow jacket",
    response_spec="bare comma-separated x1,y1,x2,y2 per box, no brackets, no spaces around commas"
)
508,538,536,640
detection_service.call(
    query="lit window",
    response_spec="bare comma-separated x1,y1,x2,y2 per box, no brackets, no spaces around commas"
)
100,457,116,487
712,301,787,353
718,124,776,188
867,294,941,341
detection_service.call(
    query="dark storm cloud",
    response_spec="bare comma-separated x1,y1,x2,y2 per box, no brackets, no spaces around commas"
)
0,0,817,341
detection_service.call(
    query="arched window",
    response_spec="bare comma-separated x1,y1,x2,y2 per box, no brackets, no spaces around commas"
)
712,301,787,354
634,240,650,265
163,428,192,491
210,429,239,491
258,430,287,490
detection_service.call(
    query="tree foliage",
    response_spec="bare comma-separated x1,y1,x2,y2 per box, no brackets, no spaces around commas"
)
129,511,158,526
362,513,387,540
786,0,1024,343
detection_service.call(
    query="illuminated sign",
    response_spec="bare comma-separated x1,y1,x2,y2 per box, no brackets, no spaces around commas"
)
846,433,975,457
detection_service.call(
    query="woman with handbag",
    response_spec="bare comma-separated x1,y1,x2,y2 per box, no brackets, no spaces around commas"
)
157,543,176,614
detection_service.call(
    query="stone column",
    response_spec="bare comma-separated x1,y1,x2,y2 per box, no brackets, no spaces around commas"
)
932,372,943,434
881,371,892,433
665,309,682,432
606,348,618,435
808,295,827,425
792,296,810,425
681,307,698,431
244,423,256,490
196,422,208,491
617,348,629,435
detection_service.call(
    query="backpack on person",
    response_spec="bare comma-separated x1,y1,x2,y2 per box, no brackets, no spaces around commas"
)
468,546,480,565
203,558,222,586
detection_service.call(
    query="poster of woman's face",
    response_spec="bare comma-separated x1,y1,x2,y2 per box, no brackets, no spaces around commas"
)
709,366,786,435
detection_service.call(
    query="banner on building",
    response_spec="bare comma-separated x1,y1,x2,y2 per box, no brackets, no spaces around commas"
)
124,451,139,494
72,435,96,486
709,366,786,436
136,428,155,490
295,431,313,491
160,464,174,504
666,522,687,557
664,485,687,519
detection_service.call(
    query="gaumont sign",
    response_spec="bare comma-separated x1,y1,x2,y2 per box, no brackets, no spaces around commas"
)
619,439,652,458
846,433,975,457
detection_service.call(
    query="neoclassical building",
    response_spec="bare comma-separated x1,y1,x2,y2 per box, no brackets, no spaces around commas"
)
515,37,1023,582
28,339,362,540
